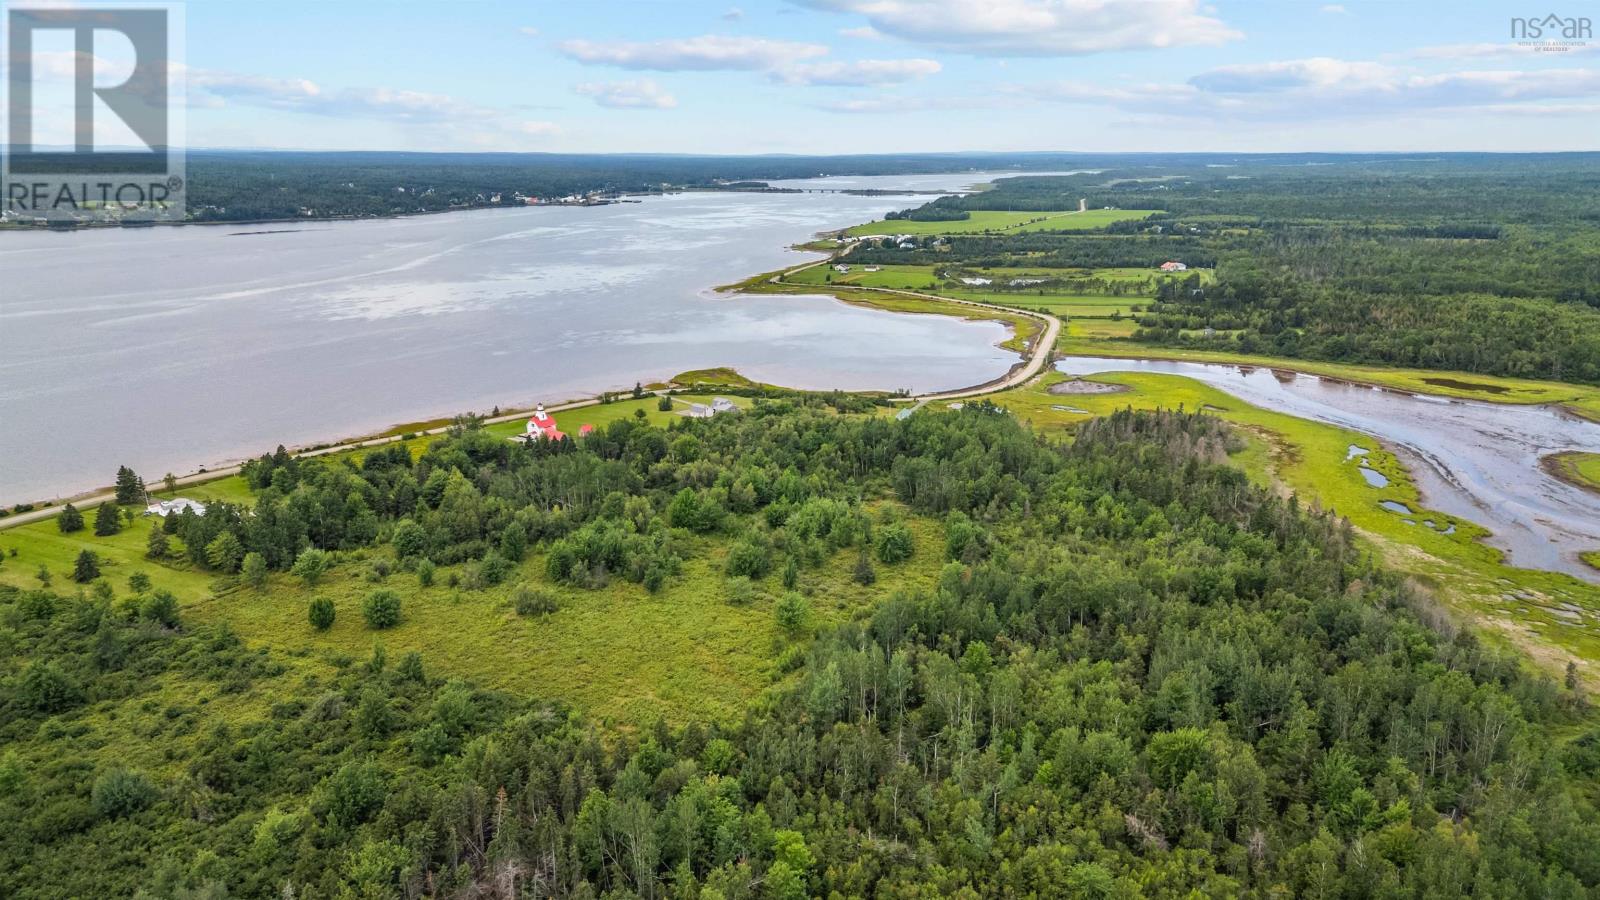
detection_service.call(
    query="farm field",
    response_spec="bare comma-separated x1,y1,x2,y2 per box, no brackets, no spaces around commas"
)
843,207,1155,236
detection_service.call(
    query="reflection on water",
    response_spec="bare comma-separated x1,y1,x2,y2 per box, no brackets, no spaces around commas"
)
1056,356,1600,581
0,172,1028,501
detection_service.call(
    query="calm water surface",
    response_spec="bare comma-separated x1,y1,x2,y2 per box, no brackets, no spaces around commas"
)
1,172,1032,501
1057,357,1600,582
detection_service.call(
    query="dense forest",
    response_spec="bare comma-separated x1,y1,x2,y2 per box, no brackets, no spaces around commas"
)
3,403,1597,897
869,156,1600,384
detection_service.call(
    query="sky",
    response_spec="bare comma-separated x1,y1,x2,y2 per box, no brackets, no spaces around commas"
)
9,0,1599,153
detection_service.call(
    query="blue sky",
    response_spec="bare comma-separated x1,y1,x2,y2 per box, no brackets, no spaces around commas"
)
21,0,1600,152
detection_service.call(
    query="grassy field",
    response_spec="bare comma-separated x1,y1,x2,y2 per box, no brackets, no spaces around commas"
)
1544,451,1600,494
4,395,975,729
844,208,1155,236
990,370,1600,679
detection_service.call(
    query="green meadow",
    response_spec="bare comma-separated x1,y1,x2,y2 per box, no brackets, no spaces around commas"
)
843,208,1155,236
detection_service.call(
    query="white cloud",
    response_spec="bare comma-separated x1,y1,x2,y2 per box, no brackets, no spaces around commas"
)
186,68,561,142
1012,57,1600,121
722,6,745,20
519,26,540,37
574,79,678,109
557,35,827,70
1319,5,1348,14
777,57,941,85
1189,57,1397,93
840,25,883,40
790,0,1241,56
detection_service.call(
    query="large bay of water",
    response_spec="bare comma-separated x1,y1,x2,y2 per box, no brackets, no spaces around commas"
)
1056,356,1600,582
1,172,1024,501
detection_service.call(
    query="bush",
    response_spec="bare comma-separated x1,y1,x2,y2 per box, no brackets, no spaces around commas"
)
309,597,336,631
724,538,771,578
852,549,876,586
726,576,759,607
775,592,811,636
241,551,268,589
657,395,673,411
416,558,436,587
20,661,81,713
292,548,332,586
511,584,559,616
875,522,915,564
391,519,427,558
139,590,180,628
362,590,402,629
91,769,158,819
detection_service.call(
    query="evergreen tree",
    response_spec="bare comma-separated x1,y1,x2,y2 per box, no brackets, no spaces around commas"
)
72,550,100,583
145,524,170,560
113,466,146,505
93,503,121,537
56,503,84,534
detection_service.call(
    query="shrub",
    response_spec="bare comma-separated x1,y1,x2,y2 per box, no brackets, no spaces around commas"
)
775,592,811,636
726,576,759,607
852,549,876,586
20,661,81,713
292,548,332,586
875,522,915,564
390,519,427,558
362,590,402,629
139,590,180,628
657,395,673,411
416,558,436,587
309,597,336,631
91,769,158,819
511,584,559,616
724,538,771,578
241,551,268,589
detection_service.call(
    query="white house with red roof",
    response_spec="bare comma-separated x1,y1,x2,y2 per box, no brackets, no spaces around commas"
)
1159,261,1188,272
524,404,566,441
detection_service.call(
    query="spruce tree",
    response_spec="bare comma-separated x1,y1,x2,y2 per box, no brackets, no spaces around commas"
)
72,550,100,583
56,503,84,534
145,524,170,559
113,466,146,505
93,503,121,537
